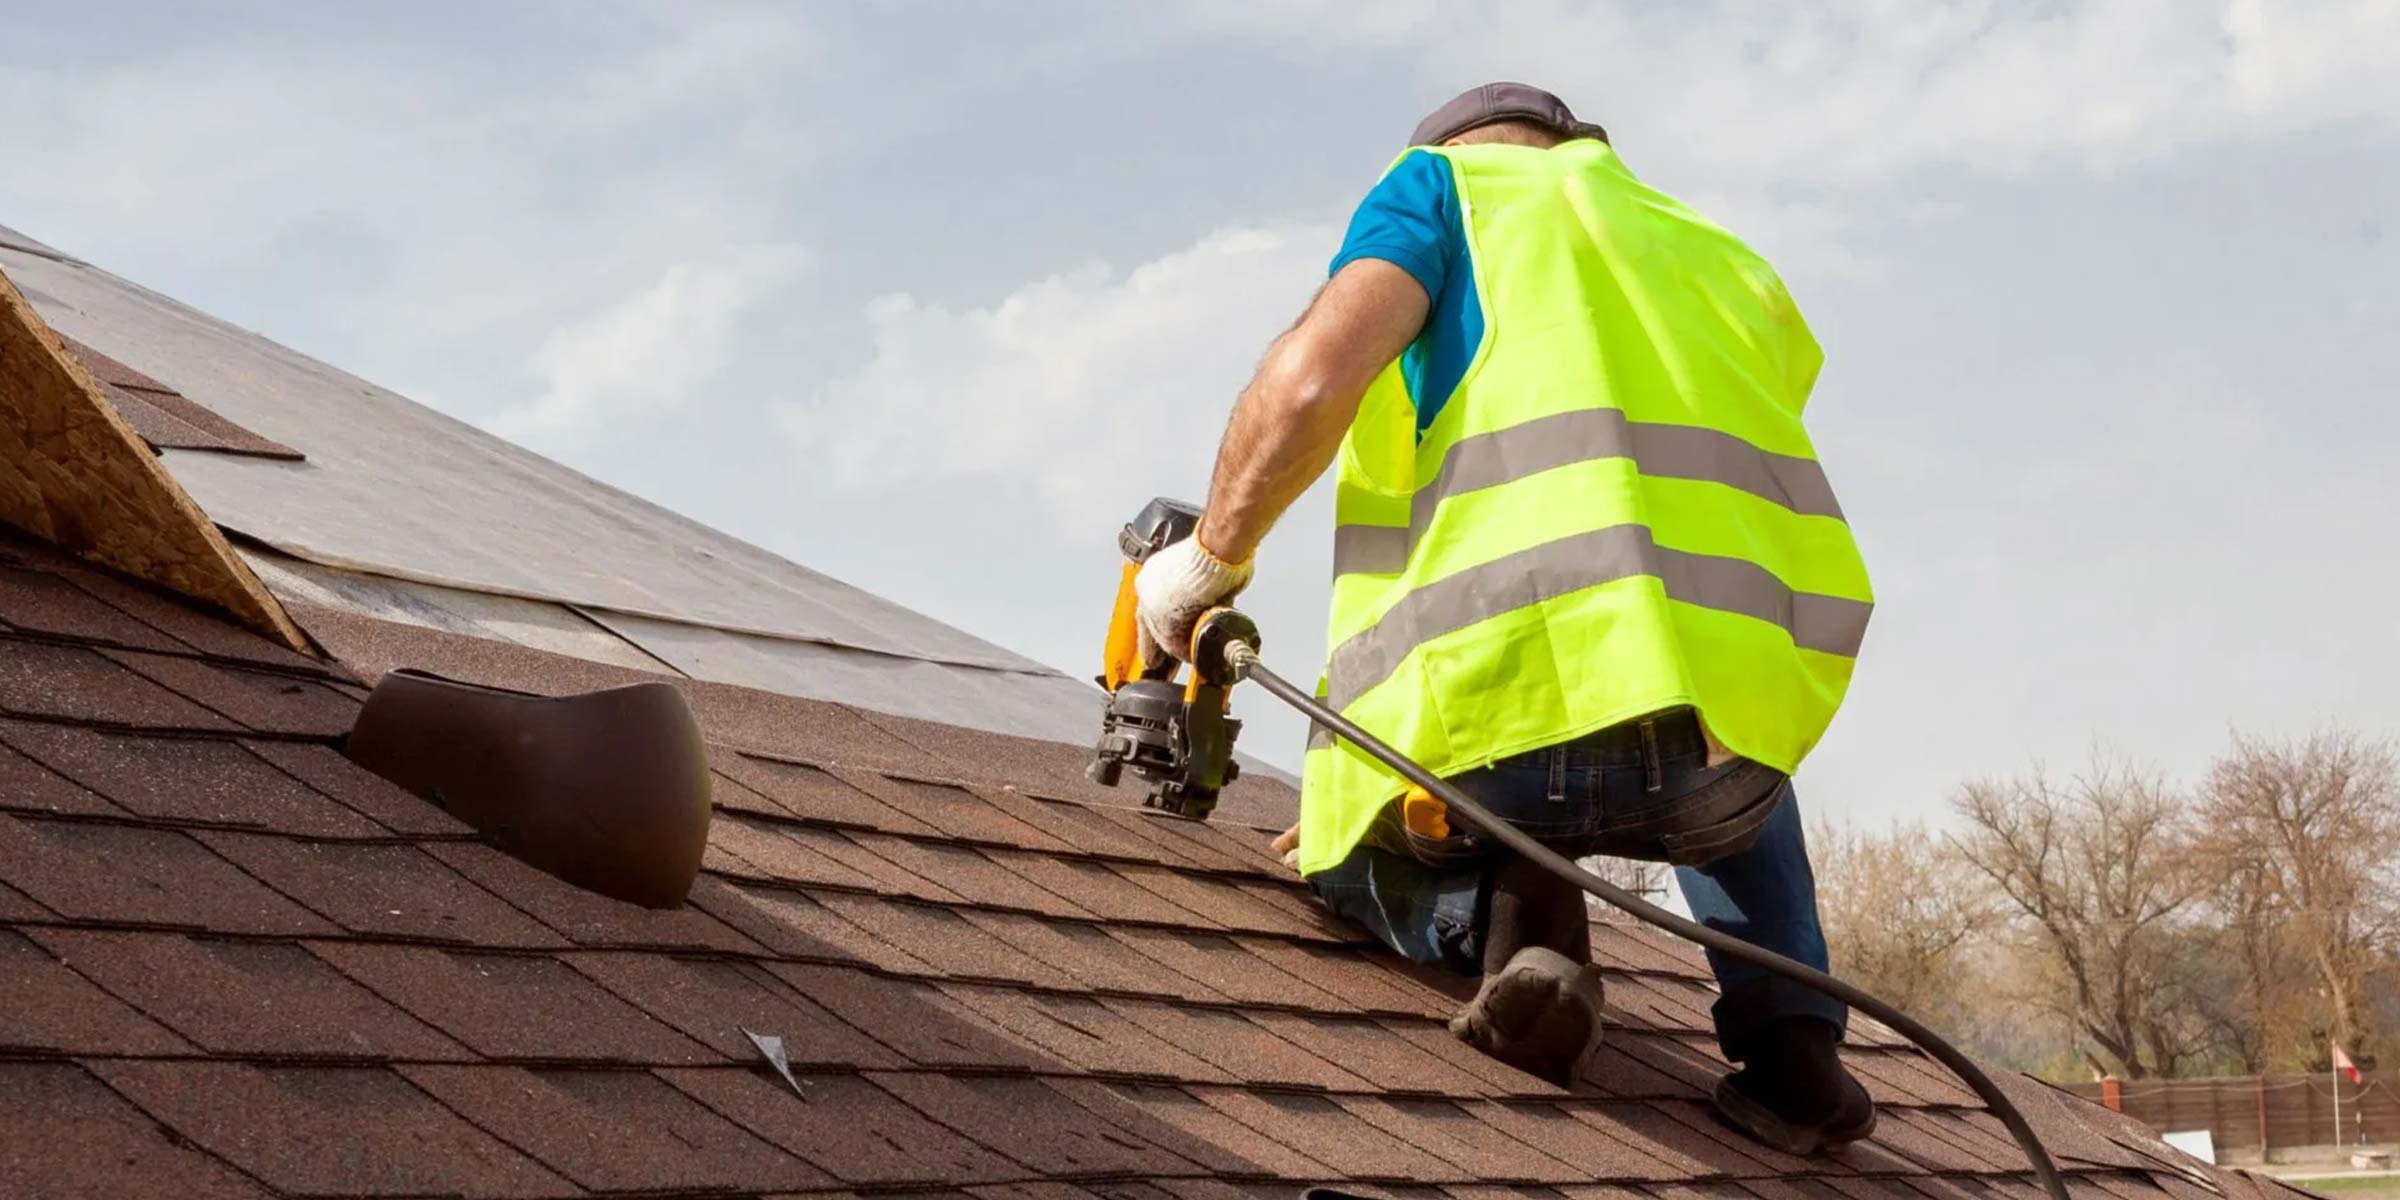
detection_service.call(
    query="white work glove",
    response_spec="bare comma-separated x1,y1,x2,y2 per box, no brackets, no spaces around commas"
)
1133,534,1254,671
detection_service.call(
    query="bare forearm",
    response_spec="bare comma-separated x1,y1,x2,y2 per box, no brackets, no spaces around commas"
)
1196,260,1430,563
1201,333,1356,561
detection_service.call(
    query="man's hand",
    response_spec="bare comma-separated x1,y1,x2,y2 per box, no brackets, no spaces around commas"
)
1133,533,1254,669
1271,823,1300,871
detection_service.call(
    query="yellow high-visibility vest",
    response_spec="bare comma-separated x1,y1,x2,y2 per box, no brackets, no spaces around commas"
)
1295,139,1872,876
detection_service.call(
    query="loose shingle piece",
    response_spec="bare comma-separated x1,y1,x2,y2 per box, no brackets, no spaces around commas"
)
0,238,2265,1200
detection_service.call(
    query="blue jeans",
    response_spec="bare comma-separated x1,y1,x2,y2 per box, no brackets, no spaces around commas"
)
1307,730,1847,1062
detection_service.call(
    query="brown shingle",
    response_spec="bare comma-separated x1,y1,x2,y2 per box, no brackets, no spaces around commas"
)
198,832,565,946
239,738,474,837
564,950,903,1067
1196,1087,1467,1181
403,1064,830,1193
0,815,332,934
0,929,192,1055
98,1061,572,1196
1109,926,1344,1007
967,909,1190,996
721,752,942,833
1113,999,1369,1091
100,648,357,737
771,962,1055,1071
313,942,714,1063
854,833,1090,914
940,984,1231,1081
36,928,467,1061
872,1070,1206,1178
849,770,1074,850
661,1066,1021,1185
1251,1012,1500,1096
0,727,119,816
2,723,380,835
0,1062,270,1200
1046,1077,1338,1179
429,840,767,952
816,892,1081,988
693,879,931,967
1011,852,1224,925
0,562,183,650
1343,1096,1585,1182
0,637,237,728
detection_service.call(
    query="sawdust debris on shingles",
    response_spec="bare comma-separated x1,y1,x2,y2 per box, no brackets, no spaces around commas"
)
31,927,468,1060
308,940,716,1063
939,982,1234,1081
660,1066,1021,1186
0,1061,276,1200
0,814,332,934
0,928,194,1055
427,839,766,952
238,737,475,836
0,637,240,729
561,950,903,1068
99,647,357,737
0,720,379,834
196,831,564,946
94,1060,574,1196
402,1063,832,1194
768,961,1058,1071
871,1069,1207,1179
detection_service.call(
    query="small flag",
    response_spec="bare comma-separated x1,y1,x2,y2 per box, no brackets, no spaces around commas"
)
2333,1041,2363,1085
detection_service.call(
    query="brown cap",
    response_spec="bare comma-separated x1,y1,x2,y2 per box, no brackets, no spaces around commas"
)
1408,81,1609,148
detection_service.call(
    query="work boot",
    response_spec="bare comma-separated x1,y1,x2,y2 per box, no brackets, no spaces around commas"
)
1448,946,1605,1085
1711,1016,1878,1155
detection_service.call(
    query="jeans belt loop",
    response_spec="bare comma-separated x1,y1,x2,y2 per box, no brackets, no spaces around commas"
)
1638,718,1663,793
1546,746,1567,805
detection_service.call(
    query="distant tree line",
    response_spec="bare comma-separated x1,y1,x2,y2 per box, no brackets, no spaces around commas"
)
1811,726,2400,1081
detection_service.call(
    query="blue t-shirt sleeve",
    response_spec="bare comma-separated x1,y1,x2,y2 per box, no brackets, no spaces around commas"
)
1328,150,1457,301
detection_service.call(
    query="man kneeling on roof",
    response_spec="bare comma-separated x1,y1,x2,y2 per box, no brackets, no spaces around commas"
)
1134,83,1877,1155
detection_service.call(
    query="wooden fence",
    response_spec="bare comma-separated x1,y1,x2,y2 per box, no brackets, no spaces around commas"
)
2063,1071,2399,1159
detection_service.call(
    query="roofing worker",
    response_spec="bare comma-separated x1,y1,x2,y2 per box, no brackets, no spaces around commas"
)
1134,84,1875,1154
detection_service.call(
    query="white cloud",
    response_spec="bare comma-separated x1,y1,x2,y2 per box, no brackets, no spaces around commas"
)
791,225,1335,520
495,243,809,438
1182,0,2400,183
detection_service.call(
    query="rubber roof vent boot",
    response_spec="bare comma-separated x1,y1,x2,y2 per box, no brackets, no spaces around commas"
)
342,669,711,908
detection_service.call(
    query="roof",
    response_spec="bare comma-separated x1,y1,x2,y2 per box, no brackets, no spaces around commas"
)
0,229,2316,1200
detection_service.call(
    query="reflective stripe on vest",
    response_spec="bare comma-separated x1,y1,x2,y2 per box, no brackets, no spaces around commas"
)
1294,140,1872,877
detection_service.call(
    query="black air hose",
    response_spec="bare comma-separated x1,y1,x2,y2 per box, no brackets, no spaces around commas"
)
1226,646,2069,1200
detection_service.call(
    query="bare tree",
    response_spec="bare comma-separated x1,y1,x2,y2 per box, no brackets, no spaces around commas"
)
1578,855,1668,901
1812,819,2001,1018
2197,727,2400,1064
1950,756,2211,1078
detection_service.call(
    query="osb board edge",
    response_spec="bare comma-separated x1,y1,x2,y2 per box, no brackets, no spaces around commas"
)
0,263,309,652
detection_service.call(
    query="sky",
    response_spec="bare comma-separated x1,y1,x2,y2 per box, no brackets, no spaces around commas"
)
3,0,2396,831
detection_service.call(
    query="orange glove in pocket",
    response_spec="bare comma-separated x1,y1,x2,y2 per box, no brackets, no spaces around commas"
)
1400,786,1450,840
